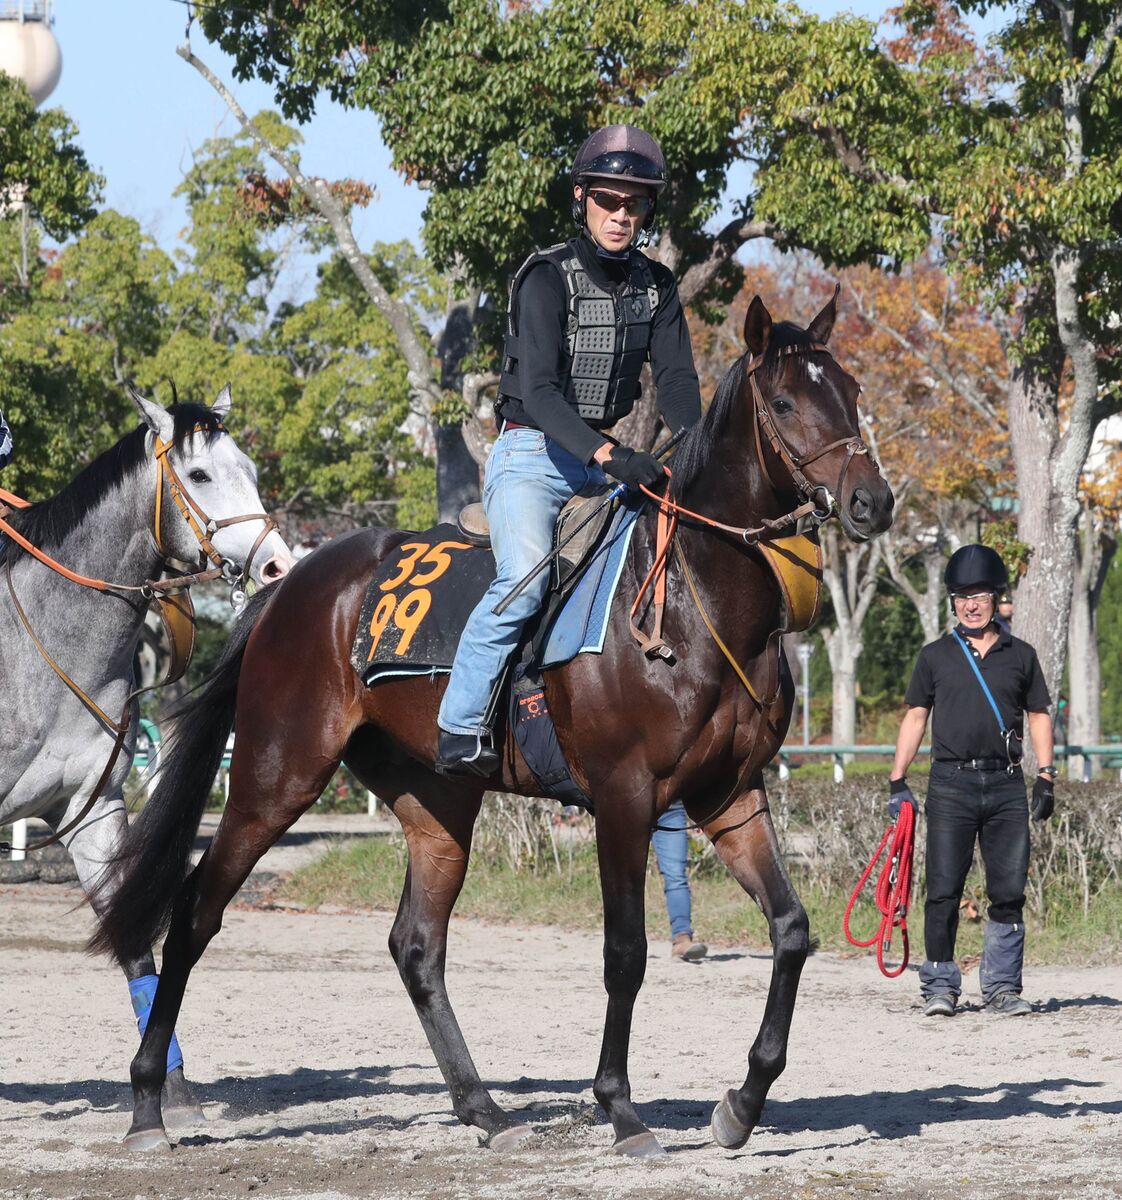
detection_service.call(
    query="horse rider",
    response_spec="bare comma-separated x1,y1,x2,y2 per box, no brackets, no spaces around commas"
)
888,545,1055,1017
0,409,12,471
435,124,702,777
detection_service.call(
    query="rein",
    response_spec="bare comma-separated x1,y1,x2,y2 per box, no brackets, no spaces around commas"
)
0,425,276,856
843,803,917,978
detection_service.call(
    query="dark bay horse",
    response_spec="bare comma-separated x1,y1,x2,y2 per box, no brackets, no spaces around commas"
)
93,292,894,1155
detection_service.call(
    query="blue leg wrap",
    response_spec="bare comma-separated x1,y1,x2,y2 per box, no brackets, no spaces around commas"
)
128,974,184,1074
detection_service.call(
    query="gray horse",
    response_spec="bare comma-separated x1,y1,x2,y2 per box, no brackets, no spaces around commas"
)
0,387,292,1116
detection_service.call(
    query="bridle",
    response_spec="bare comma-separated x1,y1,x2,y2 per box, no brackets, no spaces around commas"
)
0,423,279,856
151,427,279,597
630,341,876,659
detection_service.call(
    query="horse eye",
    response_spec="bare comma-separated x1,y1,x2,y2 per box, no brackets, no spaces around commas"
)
771,396,794,414
188,469,211,485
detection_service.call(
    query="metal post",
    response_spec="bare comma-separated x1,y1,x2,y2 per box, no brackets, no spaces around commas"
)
833,753,844,784
11,818,27,861
777,754,790,782
797,641,813,746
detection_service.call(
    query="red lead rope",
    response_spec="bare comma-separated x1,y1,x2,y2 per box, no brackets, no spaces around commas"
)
843,802,917,978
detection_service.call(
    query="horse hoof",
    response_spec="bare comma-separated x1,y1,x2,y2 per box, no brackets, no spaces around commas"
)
613,1131,666,1158
710,1090,752,1150
164,1103,206,1130
123,1127,172,1153
488,1124,534,1152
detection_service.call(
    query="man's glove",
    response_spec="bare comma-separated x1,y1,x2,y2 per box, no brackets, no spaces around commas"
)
602,445,665,490
1031,773,1055,822
888,777,916,821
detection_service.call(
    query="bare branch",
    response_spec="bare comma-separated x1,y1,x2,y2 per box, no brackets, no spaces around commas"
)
673,215,780,307
176,43,443,416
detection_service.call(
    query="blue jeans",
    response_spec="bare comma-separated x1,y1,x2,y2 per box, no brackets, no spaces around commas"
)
438,427,605,735
651,801,693,938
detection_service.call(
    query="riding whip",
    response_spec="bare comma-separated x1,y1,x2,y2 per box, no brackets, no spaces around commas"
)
492,426,689,617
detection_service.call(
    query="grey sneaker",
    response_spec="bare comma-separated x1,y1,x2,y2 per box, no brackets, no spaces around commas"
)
987,991,1032,1016
923,993,957,1017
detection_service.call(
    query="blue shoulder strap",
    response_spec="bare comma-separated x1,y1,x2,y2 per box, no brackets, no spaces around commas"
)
951,630,1006,734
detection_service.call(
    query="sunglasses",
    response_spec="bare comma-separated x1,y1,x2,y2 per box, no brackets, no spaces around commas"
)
951,591,996,603
586,189,654,218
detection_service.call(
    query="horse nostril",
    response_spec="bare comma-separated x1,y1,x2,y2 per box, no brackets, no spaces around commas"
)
261,556,289,583
849,489,872,522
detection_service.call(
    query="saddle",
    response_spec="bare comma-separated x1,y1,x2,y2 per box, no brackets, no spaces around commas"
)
456,484,616,595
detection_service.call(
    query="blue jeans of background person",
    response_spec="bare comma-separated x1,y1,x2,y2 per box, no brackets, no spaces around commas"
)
919,762,1029,999
438,427,605,736
651,801,693,938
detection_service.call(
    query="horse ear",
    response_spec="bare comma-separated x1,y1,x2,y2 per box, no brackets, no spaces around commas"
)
129,387,174,442
213,384,233,418
807,283,841,346
744,296,772,358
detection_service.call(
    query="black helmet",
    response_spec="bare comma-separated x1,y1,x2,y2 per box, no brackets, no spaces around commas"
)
944,544,1008,593
571,125,666,231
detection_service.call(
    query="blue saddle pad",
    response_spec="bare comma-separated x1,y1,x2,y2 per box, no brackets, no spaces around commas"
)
350,504,640,687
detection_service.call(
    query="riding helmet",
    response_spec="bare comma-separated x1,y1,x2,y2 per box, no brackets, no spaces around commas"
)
944,544,1009,593
570,124,666,229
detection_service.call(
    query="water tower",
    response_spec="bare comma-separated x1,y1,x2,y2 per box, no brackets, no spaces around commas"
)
0,1,61,107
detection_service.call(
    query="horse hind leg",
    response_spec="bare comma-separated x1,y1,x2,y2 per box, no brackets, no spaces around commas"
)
366,763,534,1150
701,784,809,1150
126,732,346,1149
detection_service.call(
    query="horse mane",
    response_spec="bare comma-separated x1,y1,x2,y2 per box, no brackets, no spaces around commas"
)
669,321,819,498
0,402,226,563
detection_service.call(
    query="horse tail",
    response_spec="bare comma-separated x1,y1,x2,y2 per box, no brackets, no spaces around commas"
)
88,585,274,965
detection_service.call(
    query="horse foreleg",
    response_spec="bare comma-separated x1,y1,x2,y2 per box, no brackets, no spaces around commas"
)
66,799,203,1124
702,784,809,1150
591,803,663,1158
380,777,533,1150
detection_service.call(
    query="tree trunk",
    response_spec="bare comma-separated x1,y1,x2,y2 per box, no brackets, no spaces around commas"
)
435,297,483,521
1067,509,1116,779
1005,329,1069,704
819,526,883,755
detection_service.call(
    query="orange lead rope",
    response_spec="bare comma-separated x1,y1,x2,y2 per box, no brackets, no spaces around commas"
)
843,802,916,978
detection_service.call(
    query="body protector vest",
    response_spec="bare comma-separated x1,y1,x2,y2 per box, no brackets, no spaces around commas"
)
498,241,660,426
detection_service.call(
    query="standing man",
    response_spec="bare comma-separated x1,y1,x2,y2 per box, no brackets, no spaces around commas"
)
995,591,1014,634
652,801,708,961
888,545,1055,1017
435,125,702,776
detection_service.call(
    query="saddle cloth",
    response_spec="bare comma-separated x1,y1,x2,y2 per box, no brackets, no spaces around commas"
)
350,501,641,687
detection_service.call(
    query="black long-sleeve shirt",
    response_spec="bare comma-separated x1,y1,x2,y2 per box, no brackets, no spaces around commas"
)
496,234,702,463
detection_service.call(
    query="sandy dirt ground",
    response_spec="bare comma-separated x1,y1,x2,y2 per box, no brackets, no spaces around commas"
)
2,817,1120,1200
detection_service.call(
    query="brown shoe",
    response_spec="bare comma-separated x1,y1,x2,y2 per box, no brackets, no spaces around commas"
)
671,933,708,962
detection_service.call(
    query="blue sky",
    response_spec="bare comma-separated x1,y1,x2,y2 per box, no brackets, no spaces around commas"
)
45,1,1005,278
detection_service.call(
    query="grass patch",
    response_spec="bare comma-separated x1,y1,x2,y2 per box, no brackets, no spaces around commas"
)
281,833,1122,966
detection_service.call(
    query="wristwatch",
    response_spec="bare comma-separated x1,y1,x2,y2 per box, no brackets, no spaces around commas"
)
1038,765,1058,778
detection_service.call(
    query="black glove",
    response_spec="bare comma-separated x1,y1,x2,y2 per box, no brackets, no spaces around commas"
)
602,445,665,490
888,777,916,821
1031,773,1055,822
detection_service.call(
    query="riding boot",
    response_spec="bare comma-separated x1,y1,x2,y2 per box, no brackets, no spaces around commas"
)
435,731,499,779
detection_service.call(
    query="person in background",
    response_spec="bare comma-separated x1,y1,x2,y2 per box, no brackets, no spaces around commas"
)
0,410,12,471
652,801,707,961
995,591,1014,634
888,545,1054,1018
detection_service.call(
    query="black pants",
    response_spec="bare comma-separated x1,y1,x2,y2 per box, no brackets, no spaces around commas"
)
923,761,1029,963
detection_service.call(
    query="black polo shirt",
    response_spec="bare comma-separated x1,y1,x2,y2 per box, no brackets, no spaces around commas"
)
904,625,1051,762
